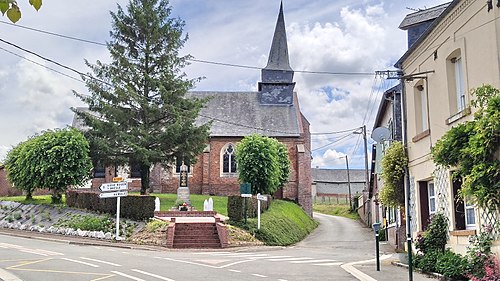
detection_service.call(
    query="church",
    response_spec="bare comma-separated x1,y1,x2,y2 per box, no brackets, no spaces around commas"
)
75,3,312,216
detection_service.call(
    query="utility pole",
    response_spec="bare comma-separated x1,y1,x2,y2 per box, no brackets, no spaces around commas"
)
342,155,352,210
362,125,369,193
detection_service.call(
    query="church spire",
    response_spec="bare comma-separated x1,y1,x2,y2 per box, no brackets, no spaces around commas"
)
264,1,292,71
258,2,296,105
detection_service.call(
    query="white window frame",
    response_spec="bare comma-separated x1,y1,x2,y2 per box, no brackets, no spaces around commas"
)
428,181,436,215
464,198,476,230
419,87,428,131
453,57,466,112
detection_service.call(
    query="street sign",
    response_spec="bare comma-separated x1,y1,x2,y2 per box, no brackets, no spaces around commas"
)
240,183,251,195
256,194,268,201
98,190,128,199
99,182,128,192
112,177,123,182
241,194,252,198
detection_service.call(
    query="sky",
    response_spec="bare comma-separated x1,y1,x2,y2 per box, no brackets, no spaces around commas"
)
0,0,450,169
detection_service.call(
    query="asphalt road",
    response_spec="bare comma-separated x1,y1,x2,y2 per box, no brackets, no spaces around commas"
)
0,213,433,281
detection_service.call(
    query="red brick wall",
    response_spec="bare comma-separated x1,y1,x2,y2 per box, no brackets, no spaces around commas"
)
0,167,21,197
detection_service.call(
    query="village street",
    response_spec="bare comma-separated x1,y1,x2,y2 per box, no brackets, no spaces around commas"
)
0,213,434,281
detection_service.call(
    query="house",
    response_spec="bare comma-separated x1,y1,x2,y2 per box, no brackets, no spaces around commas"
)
395,0,500,255
369,85,406,249
73,3,313,216
312,168,366,204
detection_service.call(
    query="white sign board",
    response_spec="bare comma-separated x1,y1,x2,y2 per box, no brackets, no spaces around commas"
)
241,194,252,198
256,194,268,201
99,182,128,192
99,190,128,199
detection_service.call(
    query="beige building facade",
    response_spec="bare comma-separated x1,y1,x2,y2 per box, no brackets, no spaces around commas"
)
396,0,500,255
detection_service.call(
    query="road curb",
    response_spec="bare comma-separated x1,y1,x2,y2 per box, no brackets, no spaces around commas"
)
341,254,392,281
0,268,22,281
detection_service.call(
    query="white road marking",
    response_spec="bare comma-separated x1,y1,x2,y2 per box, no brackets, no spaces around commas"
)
268,257,314,262
80,257,122,267
278,279,289,281
252,273,267,278
314,262,344,266
290,259,337,264
111,271,145,281
19,249,48,256
132,269,175,281
61,258,99,268
218,259,254,268
228,269,241,273
340,254,392,281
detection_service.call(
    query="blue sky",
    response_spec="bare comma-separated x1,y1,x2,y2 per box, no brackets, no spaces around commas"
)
0,0,449,168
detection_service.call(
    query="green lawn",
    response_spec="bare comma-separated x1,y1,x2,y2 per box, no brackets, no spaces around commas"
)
0,193,228,216
0,195,65,205
149,193,228,216
313,203,360,220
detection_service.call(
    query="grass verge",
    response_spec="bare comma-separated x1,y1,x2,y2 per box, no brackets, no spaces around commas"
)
313,203,360,220
232,200,318,246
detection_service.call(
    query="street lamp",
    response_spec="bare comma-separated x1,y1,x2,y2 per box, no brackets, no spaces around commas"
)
340,155,352,210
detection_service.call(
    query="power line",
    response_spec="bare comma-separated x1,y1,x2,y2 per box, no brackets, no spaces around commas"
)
1,20,375,76
0,20,107,46
0,46,85,84
310,127,360,135
0,37,111,86
311,133,355,152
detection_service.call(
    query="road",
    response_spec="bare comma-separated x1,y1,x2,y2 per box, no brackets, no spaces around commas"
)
0,213,429,281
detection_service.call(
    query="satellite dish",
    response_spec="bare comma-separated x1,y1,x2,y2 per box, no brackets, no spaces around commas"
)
371,127,391,142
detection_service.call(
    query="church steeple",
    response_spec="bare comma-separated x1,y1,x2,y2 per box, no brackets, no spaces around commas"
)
264,2,292,71
259,1,296,105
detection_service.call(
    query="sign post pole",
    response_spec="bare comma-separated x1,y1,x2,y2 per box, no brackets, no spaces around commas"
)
257,194,261,230
115,196,121,240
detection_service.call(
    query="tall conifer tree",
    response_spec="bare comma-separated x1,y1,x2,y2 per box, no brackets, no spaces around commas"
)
74,0,210,194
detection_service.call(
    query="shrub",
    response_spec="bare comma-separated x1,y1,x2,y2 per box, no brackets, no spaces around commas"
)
55,214,113,232
414,250,440,273
416,213,448,254
435,249,468,280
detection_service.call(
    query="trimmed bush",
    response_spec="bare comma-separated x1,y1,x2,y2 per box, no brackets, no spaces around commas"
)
414,250,440,273
66,190,155,220
227,195,272,222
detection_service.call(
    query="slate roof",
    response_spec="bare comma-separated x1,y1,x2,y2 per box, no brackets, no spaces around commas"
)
312,168,367,183
264,2,292,71
395,1,458,68
73,92,302,138
190,91,301,137
399,2,450,30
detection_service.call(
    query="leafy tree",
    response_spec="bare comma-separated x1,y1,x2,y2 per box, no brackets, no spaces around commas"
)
73,0,210,194
432,85,500,209
236,134,290,195
5,128,92,203
0,0,42,23
379,141,407,207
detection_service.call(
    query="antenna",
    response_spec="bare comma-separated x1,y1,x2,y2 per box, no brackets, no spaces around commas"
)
371,127,391,143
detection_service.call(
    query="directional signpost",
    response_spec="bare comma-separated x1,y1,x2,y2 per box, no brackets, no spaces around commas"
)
99,180,128,240
256,193,268,230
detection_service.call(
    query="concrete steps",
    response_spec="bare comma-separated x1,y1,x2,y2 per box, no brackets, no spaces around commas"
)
172,222,222,248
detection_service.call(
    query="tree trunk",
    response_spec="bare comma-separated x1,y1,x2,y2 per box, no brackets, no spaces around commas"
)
25,190,33,201
140,163,150,195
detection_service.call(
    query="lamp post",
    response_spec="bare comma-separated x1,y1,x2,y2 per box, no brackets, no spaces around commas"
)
373,222,381,271
340,155,352,210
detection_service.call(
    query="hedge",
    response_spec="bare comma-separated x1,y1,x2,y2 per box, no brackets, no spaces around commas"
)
227,195,272,221
66,190,155,220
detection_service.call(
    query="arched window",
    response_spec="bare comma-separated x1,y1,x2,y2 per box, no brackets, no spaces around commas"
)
222,144,237,174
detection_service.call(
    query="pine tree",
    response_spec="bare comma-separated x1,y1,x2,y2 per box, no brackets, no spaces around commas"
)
74,0,210,194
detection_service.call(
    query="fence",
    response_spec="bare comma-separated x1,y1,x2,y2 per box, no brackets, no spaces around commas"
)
314,194,351,205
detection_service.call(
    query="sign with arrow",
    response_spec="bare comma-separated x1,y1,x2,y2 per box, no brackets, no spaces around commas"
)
98,190,128,199
99,182,128,192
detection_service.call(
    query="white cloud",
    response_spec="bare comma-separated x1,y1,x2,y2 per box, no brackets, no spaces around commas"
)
0,145,9,162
